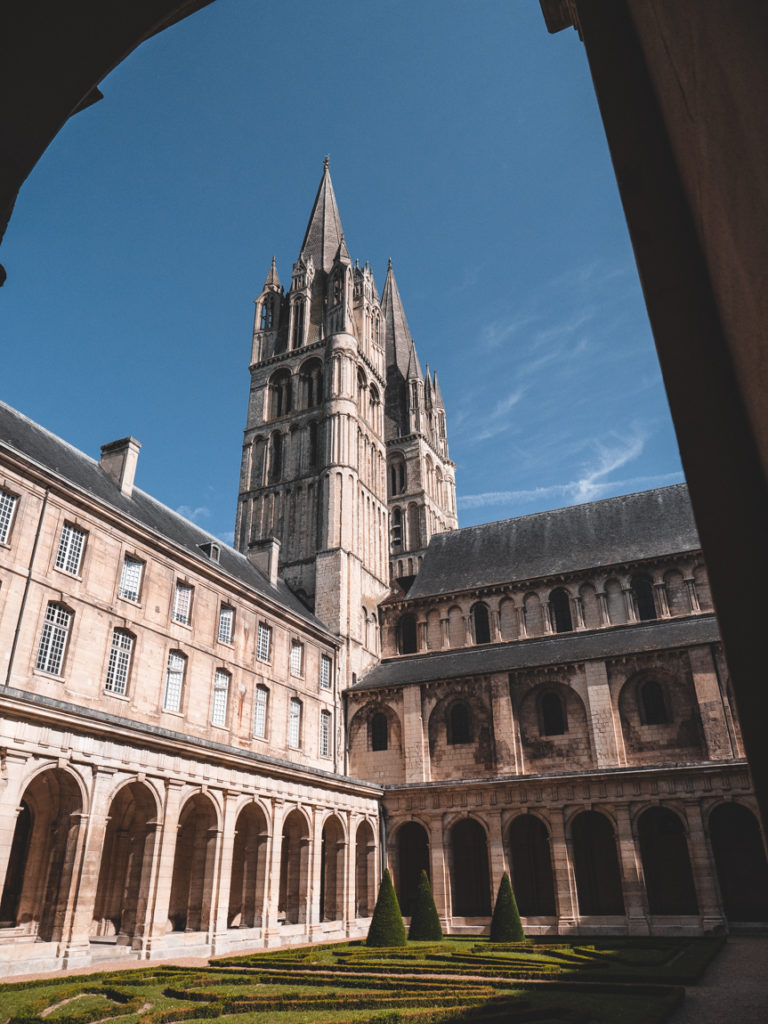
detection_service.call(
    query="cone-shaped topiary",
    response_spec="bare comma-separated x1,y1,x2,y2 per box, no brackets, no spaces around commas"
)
408,869,443,941
489,872,525,942
366,869,407,947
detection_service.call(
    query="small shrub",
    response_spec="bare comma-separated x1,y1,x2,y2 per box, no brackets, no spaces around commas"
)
408,870,443,942
489,873,524,943
366,869,407,947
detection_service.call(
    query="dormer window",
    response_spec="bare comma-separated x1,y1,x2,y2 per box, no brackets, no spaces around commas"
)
199,541,220,562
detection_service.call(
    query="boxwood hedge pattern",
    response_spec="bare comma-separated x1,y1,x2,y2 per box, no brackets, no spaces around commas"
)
0,937,721,1024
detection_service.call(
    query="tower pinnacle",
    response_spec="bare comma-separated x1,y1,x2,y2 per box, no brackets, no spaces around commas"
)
300,159,345,273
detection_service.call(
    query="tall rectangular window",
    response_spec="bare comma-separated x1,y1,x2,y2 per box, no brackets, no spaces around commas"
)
118,556,143,602
55,523,86,575
253,685,268,739
218,605,234,644
257,622,271,661
0,489,18,544
105,629,134,695
320,654,332,690
36,603,72,675
288,698,302,749
320,709,331,758
163,651,185,712
211,669,230,727
172,582,193,625
290,641,303,676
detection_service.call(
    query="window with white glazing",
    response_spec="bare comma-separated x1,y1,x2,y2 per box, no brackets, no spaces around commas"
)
218,605,234,644
257,622,271,661
118,556,143,602
288,698,302,749
55,523,86,575
163,651,186,712
290,641,303,676
105,629,134,695
0,489,17,544
320,709,331,757
320,654,332,690
211,669,230,727
253,685,269,738
172,582,193,625
36,603,72,675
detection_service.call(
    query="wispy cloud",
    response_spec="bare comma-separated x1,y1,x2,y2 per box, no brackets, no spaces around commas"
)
473,388,525,442
176,504,211,523
480,313,539,351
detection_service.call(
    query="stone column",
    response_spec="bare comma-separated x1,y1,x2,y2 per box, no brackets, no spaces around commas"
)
211,791,240,953
596,591,609,626
623,585,638,623
685,576,701,613
491,606,502,642
689,646,733,759
402,685,428,783
490,676,519,774
344,812,358,934
263,799,285,938
440,617,450,649
0,753,31,900
146,781,185,955
429,816,450,930
584,660,622,767
516,606,527,639
613,805,649,935
653,579,671,617
417,620,428,652
684,801,726,933
485,811,507,907
309,807,324,938
199,821,223,940
549,810,577,933
573,595,586,630
463,615,473,646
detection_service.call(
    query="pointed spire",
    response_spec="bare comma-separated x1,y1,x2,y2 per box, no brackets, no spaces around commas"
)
264,254,281,290
432,369,445,409
424,362,433,401
334,233,351,264
300,158,345,274
406,342,424,382
381,259,416,380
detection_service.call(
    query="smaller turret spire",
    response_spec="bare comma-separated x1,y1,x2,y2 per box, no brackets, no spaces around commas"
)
432,369,445,409
264,254,281,290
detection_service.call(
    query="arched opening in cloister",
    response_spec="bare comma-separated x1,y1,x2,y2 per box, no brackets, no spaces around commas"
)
507,814,556,916
571,810,625,916
449,818,491,917
320,815,345,921
0,769,83,940
91,782,157,943
637,807,698,915
228,803,268,928
355,821,376,918
167,794,218,932
709,802,768,921
395,821,430,916
278,809,310,924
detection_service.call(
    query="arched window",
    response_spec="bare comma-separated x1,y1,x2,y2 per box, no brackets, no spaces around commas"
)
269,431,283,483
260,295,274,330
471,602,491,644
389,456,406,496
397,613,417,654
291,299,305,349
639,679,669,725
369,384,380,428
308,420,320,468
632,575,657,620
300,359,323,408
540,691,566,735
391,507,403,547
447,701,471,745
371,712,388,751
408,504,420,550
268,369,292,419
549,588,573,632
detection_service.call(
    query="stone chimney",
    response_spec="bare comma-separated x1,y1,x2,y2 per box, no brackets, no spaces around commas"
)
100,437,141,497
247,537,281,587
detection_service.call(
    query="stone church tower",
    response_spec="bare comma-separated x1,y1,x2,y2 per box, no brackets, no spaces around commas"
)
235,160,392,684
381,261,457,587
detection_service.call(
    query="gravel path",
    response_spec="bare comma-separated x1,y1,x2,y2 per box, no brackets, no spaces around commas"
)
667,936,768,1024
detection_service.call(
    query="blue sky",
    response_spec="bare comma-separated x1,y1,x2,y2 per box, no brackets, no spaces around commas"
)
1,0,683,543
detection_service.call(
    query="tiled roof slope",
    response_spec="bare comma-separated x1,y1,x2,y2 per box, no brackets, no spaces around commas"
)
0,401,327,631
355,614,720,690
405,484,698,600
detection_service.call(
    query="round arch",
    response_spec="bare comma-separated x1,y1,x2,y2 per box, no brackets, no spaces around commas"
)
392,820,430,917
507,813,556,916
708,801,768,920
168,792,218,932
229,801,270,929
637,806,698,914
570,809,625,916
448,816,491,917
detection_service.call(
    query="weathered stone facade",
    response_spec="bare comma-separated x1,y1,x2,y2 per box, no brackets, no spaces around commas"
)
1,162,767,977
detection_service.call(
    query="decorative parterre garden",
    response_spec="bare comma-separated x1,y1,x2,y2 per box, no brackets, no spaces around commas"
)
0,935,724,1024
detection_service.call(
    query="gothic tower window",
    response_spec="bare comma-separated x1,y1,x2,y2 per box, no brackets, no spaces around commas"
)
471,602,491,645
369,384,380,430
389,455,406,496
549,588,573,633
391,507,403,548
407,504,420,550
447,701,471,745
260,295,274,330
291,299,305,349
300,359,323,408
333,273,343,307
308,421,320,469
632,574,657,620
269,432,283,483
540,691,567,735
639,679,669,725
268,369,292,420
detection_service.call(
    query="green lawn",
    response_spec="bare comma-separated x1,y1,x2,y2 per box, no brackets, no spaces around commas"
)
0,936,723,1024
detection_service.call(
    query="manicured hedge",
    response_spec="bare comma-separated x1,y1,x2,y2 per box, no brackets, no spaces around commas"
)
366,868,407,947
490,872,525,943
408,870,443,941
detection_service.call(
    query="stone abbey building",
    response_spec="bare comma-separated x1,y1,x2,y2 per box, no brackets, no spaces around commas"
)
1,163,766,976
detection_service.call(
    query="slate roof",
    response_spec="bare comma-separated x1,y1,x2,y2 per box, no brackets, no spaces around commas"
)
353,614,720,690
405,483,698,600
0,401,328,631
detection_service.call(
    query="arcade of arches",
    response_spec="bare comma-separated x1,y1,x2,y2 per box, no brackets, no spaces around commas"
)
0,760,379,971
386,768,768,932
